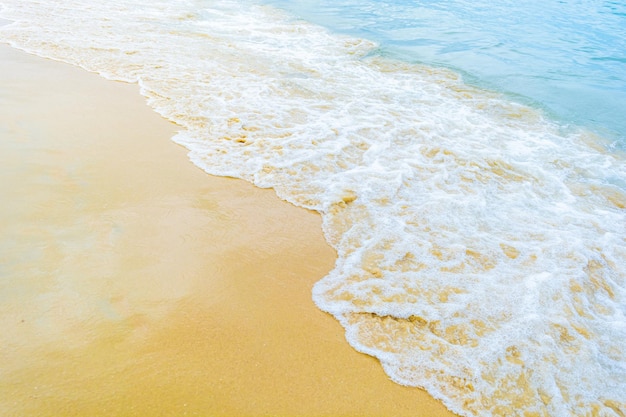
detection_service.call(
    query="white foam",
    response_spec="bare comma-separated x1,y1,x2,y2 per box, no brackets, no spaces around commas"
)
1,1,624,416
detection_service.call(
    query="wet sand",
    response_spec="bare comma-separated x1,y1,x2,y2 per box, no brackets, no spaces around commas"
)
0,44,457,417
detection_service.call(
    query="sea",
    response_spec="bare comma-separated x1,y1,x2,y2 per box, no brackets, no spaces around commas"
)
1,1,624,416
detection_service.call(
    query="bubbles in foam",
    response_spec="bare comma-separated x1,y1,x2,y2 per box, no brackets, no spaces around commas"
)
1,1,624,416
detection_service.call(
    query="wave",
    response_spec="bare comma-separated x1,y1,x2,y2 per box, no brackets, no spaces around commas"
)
1,1,624,415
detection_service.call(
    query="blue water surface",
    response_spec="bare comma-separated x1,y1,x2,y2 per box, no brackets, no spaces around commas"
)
261,0,626,146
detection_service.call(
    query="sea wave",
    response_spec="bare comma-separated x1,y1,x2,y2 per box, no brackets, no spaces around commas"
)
1,1,624,415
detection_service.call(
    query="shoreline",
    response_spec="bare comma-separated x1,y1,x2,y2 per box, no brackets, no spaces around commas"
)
0,44,457,416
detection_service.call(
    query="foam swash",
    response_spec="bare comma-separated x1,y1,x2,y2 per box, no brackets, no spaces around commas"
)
1,1,624,416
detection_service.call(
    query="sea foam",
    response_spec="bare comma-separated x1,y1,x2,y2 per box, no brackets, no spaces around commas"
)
1,1,624,416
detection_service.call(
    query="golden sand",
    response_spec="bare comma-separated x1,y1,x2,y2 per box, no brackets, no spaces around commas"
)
0,45,457,416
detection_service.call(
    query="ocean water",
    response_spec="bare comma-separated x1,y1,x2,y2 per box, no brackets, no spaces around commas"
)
263,0,626,147
0,1,624,416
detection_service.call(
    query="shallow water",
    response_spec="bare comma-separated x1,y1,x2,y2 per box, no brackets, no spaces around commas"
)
1,1,625,416
263,0,626,145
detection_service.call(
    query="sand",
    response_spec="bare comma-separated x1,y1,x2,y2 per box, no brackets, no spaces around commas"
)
0,44,457,417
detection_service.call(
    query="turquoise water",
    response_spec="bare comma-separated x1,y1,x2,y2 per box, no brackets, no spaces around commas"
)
263,0,626,146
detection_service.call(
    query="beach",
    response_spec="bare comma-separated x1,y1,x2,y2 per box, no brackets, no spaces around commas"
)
0,44,457,416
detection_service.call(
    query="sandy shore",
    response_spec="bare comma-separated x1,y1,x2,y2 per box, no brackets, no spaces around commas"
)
0,44,456,416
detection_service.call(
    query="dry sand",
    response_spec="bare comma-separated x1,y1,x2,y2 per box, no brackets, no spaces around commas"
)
0,44,457,416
